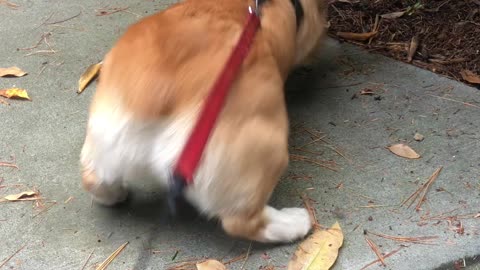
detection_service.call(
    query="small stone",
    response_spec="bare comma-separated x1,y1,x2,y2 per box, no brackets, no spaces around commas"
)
414,133,424,141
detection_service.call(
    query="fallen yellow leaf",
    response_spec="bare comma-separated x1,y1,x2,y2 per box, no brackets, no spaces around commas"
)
460,69,480,84
337,31,378,41
0,66,27,77
0,191,38,202
78,62,102,94
196,259,227,270
0,88,31,100
387,144,421,159
288,221,344,270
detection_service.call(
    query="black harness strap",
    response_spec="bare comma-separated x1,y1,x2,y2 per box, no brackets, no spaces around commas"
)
291,0,304,29
257,0,304,30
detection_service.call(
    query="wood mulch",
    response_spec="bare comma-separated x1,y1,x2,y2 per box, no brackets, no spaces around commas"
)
327,0,480,88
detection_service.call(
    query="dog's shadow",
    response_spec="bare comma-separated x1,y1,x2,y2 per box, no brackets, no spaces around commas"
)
99,186,290,269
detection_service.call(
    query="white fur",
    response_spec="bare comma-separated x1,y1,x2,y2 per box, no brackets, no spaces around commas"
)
81,105,234,215
260,206,312,242
82,106,311,243
82,106,197,191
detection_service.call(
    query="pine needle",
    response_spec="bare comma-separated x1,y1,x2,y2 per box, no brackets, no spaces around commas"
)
239,242,252,270
360,246,405,270
364,236,385,266
0,244,27,269
290,154,338,172
95,242,128,270
401,167,443,210
415,167,443,211
368,231,438,244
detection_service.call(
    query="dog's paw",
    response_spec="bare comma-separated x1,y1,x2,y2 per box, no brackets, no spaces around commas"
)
261,206,312,243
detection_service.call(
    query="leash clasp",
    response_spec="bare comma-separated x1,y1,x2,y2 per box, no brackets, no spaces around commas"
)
249,0,259,15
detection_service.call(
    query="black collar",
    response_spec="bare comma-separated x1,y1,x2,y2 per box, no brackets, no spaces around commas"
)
257,0,304,30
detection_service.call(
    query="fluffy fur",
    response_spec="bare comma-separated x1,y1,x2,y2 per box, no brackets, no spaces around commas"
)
80,0,328,243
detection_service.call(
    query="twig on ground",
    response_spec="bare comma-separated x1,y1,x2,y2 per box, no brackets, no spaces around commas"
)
290,154,338,172
401,167,442,210
294,135,327,149
122,9,142,17
166,257,205,270
45,11,81,25
428,95,480,109
239,242,252,270
0,0,19,9
364,236,385,266
415,167,443,211
32,201,57,218
24,49,56,57
0,162,18,169
301,192,319,227
95,6,129,16
421,211,480,221
80,249,95,270
367,231,438,244
331,4,346,20
292,148,325,156
358,204,393,208
316,82,363,90
223,253,247,265
36,12,56,29
368,14,380,45
64,196,74,204
323,143,352,163
95,242,128,270
0,244,27,269
360,246,406,270
18,32,52,51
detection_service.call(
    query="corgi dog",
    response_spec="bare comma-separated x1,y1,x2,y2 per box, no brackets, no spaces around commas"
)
80,0,328,243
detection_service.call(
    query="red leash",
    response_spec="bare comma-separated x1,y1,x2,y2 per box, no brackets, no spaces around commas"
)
168,6,261,212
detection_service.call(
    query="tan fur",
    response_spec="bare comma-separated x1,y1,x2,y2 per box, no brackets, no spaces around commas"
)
81,0,328,242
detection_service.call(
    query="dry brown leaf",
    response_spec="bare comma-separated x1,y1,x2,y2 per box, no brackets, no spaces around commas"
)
337,31,378,41
380,11,406,19
460,69,480,84
387,144,421,159
0,191,38,202
196,260,227,270
0,88,31,100
78,62,102,94
288,221,343,270
0,66,27,77
407,36,419,63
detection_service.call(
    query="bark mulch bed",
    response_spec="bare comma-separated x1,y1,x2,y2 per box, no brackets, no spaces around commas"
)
327,0,480,88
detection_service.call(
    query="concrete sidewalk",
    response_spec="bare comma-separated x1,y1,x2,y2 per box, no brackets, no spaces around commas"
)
1,1,479,269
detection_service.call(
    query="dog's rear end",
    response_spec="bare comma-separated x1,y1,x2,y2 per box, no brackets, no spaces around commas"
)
80,0,327,243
